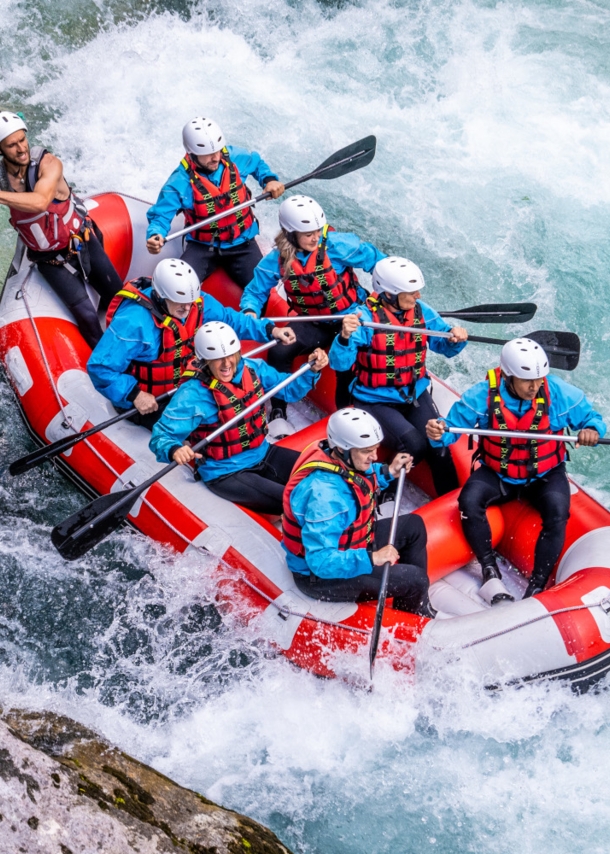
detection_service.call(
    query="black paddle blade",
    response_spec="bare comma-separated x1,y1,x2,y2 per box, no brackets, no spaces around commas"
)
9,433,83,476
529,330,580,371
440,302,537,324
51,489,138,561
315,135,376,181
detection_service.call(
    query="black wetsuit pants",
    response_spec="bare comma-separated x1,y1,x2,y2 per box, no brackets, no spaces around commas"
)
205,444,300,515
35,232,122,348
292,514,431,614
268,319,352,412
357,391,459,496
458,463,571,588
181,238,263,289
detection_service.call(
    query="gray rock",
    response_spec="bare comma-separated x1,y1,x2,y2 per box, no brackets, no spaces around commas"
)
0,708,293,854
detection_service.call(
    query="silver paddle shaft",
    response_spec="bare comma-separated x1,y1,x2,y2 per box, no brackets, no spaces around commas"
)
447,426,585,443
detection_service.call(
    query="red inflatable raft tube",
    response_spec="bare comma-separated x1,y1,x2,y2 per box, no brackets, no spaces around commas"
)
1,191,610,688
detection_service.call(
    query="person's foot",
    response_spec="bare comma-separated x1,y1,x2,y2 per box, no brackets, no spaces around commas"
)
523,579,544,599
269,406,287,422
480,564,514,605
266,406,294,442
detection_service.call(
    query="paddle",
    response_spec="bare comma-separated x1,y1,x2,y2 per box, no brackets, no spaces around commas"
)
267,302,538,325
360,325,580,371
445,426,610,445
165,136,377,244
369,466,407,680
51,356,313,561
8,339,278,477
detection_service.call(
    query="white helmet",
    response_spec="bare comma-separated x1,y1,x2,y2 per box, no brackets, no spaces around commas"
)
194,321,240,361
0,111,27,144
279,195,326,233
327,408,384,451
152,258,200,303
500,338,549,379
372,256,425,295
182,117,225,155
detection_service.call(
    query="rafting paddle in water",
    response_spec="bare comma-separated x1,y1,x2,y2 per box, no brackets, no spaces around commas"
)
268,301,538,326
8,339,278,477
369,466,408,681
51,352,310,561
165,136,377,244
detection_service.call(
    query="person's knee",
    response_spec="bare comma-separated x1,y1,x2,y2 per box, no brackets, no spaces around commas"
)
397,428,427,461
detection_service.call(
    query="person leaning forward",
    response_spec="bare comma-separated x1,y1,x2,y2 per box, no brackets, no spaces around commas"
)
329,256,467,497
0,111,122,348
240,194,385,417
87,259,296,429
283,407,435,617
149,321,328,515
426,337,606,602
146,116,284,288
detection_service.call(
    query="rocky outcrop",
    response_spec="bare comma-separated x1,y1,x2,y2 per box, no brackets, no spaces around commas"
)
0,708,293,854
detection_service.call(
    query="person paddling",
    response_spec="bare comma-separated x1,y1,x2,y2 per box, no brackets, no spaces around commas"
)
149,321,328,514
87,259,295,429
146,117,284,287
240,195,385,418
0,111,122,347
282,408,435,617
426,337,606,601
329,256,467,496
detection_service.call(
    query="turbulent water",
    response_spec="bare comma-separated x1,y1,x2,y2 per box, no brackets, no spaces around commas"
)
2,1,610,851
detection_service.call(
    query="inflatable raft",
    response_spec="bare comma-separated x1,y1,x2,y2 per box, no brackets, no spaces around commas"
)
3,192,610,690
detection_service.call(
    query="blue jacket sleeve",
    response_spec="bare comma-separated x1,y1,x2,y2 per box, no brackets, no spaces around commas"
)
548,376,607,437
289,472,374,579
326,231,385,274
228,145,279,187
249,358,320,401
202,292,272,341
328,304,374,371
239,250,282,317
87,307,161,410
149,382,217,463
146,165,191,240
420,301,468,358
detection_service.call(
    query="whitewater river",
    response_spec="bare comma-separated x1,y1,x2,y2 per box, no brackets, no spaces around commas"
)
2,1,610,851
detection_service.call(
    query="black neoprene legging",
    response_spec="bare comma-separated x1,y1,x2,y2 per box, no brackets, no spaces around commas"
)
36,232,122,348
458,463,571,588
357,391,459,496
205,444,300,515
181,238,263,290
268,319,352,411
292,514,431,614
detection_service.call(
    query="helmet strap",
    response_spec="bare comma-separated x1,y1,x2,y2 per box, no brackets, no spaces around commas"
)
150,290,169,317
284,229,300,249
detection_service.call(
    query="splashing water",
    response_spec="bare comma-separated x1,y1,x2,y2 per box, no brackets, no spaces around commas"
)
2,1,610,851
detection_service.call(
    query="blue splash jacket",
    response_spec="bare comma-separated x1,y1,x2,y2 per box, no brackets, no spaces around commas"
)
87,286,274,410
149,357,319,483
430,373,607,485
328,298,466,404
239,231,385,317
146,145,279,247
283,459,392,579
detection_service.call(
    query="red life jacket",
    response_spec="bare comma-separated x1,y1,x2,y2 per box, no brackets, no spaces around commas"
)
106,279,203,396
477,367,566,481
7,147,86,253
181,362,268,461
282,442,378,558
180,150,255,244
355,294,427,398
281,225,360,316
